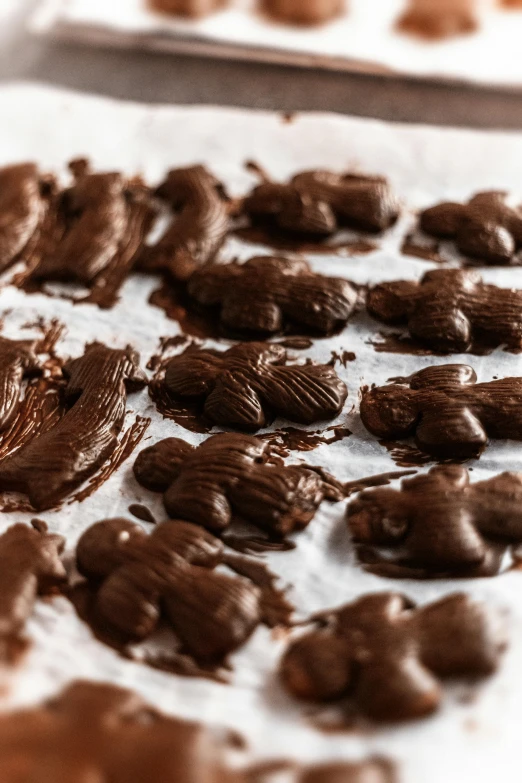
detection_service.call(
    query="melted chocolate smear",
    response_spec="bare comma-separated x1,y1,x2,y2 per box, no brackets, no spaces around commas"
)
149,279,220,340
234,225,378,256
69,415,151,505
379,440,436,468
329,350,356,367
68,584,228,684
344,470,417,497
224,552,294,628
223,532,296,554
369,332,446,356
244,160,270,183
260,425,352,458
128,504,157,524
401,234,444,263
146,335,192,373
277,337,314,350
149,370,213,434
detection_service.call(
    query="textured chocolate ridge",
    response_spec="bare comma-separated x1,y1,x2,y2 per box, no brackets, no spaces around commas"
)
0,343,146,509
133,434,338,535
281,592,507,722
0,163,46,273
162,342,347,430
348,465,522,578
0,338,38,431
360,364,522,459
188,256,358,336
367,269,522,353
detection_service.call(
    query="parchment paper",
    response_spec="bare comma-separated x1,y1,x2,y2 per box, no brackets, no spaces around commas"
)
31,0,522,88
1,83,522,782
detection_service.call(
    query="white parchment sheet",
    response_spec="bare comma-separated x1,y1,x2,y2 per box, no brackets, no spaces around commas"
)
32,0,522,88
1,83,522,781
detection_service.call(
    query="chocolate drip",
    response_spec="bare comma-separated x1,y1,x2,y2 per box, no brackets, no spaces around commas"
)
133,434,333,535
348,465,522,578
360,364,522,459
368,269,522,353
0,521,65,662
281,592,506,722
162,342,347,430
188,256,358,337
0,343,146,509
139,166,229,280
0,163,45,273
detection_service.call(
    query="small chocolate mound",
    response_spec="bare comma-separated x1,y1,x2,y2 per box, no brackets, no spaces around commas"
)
360,364,522,459
76,518,261,663
347,465,522,578
139,165,229,280
0,343,147,510
419,191,522,265
261,0,345,25
162,342,347,430
0,521,65,661
280,592,507,722
133,434,335,535
243,170,400,237
0,163,46,273
0,680,395,782
398,0,481,39
0,338,38,431
188,256,358,336
367,269,522,353
148,0,228,17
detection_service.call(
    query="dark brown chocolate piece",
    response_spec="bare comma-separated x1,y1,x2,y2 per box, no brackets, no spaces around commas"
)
398,0,481,39
367,269,522,353
281,592,506,722
0,680,395,782
360,364,522,459
419,191,522,265
31,161,156,299
148,0,228,17
261,0,345,25
0,521,65,660
188,256,358,336
134,434,334,534
140,165,229,280
77,517,261,662
0,163,44,273
348,465,522,577
0,343,146,509
162,343,347,430
0,338,38,430
244,170,399,236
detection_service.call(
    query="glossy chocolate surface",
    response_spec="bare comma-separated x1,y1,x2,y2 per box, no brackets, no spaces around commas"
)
261,0,345,24
0,338,38,431
0,163,45,273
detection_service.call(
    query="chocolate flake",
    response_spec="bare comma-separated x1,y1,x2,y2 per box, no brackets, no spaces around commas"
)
281,592,507,722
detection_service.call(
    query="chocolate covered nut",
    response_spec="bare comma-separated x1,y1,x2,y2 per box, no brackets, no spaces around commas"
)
280,592,507,722
360,364,522,459
0,343,147,510
243,170,400,236
162,342,347,430
348,465,522,577
188,256,358,336
0,338,38,430
134,433,332,535
0,163,45,272
261,0,345,25
367,269,522,353
0,521,65,659
419,191,522,264
139,165,229,280
398,0,484,38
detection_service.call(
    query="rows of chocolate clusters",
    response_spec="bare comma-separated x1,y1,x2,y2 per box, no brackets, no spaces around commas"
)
0,158,521,780
149,0,522,38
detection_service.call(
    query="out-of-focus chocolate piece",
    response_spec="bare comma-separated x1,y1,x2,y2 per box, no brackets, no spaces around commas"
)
261,0,345,25
140,165,229,280
397,0,484,38
0,338,38,431
31,160,156,292
0,163,45,272
162,343,347,430
244,170,400,236
134,434,335,535
148,0,228,17
0,521,65,659
0,343,146,510
77,517,261,662
367,269,522,353
280,592,506,722
348,465,522,577
188,256,358,336
419,191,522,265
360,364,522,459
0,680,396,782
